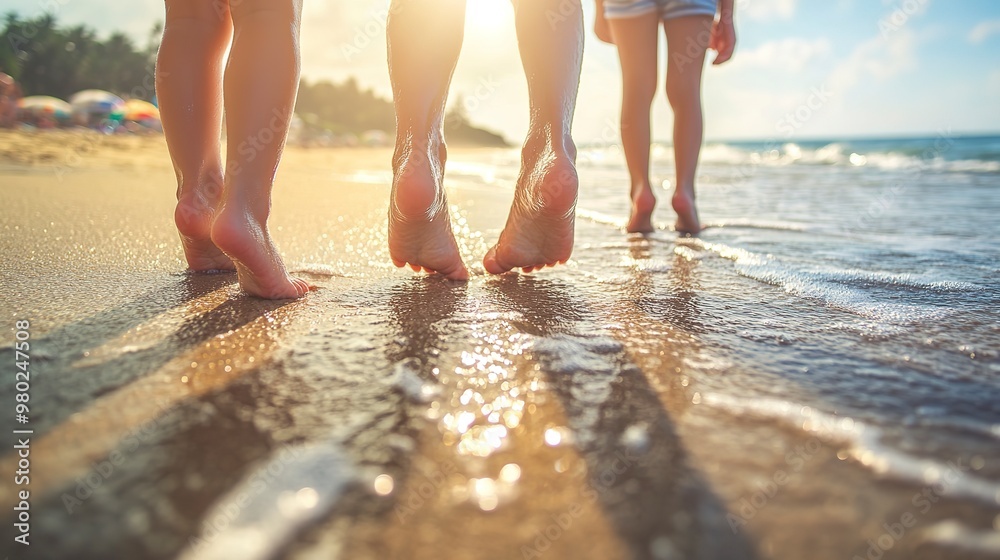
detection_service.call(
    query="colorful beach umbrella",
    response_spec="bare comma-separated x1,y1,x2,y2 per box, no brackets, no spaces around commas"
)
123,99,160,122
69,89,125,117
17,96,72,119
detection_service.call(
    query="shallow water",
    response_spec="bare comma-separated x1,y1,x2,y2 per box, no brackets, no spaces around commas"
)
1,136,999,559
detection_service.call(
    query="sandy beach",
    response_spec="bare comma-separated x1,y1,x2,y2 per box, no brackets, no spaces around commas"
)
1,130,999,560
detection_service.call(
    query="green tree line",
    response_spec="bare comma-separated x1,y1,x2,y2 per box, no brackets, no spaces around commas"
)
1,13,158,100
1,12,508,145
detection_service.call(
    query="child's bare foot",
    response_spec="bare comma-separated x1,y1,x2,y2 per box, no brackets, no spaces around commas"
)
174,177,235,272
210,201,310,299
388,137,469,281
672,189,701,235
483,142,578,274
626,185,657,233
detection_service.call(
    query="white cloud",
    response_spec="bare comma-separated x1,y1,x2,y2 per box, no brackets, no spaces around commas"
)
968,19,1000,44
738,0,797,21
734,37,832,72
828,29,918,93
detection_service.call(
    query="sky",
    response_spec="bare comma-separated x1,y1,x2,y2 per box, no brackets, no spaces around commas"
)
3,0,1000,143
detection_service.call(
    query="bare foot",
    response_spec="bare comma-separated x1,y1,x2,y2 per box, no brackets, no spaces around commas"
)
174,178,235,272
210,202,310,299
388,137,469,281
672,189,701,235
626,185,656,233
483,147,578,274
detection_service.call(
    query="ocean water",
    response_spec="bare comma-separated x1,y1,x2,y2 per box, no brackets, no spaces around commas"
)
433,135,1000,555
487,134,1000,440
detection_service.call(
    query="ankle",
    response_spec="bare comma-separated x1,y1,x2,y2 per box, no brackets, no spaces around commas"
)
523,125,576,163
176,168,224,202
672,176,695,193
631,180,653,196
219,187,272,225
394,129,446,169
631,184,655,212
390,136,446,219
672,186,695,202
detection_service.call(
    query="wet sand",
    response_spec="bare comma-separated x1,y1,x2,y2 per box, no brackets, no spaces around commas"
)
1,130,997,560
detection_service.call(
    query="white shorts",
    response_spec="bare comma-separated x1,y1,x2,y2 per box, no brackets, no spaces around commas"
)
604,0,717,20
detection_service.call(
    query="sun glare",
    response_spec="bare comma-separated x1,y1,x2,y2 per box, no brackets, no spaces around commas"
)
466,0,515,33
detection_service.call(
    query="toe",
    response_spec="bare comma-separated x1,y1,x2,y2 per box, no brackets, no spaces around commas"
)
292,278,311,296
432,258,469,281
483,246,510,275
444,263,470,281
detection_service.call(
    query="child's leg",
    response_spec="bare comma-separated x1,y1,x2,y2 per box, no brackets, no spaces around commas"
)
482,0,583,274
157,0,234,271
608,12,660,233
664,16,711,234
209,0,310,299
386,0,469,280
594,0,614,44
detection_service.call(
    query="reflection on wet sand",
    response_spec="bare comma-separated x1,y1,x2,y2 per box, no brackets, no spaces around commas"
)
385,277,467,366
21,273,234,435
4,238,761,560
624,237,704,334
0,274,306,557
339,279,466,555
492,273,757,559
354,275,624,559
274,277,468,560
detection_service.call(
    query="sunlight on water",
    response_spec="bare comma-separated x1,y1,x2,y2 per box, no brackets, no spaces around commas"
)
439,315,531,457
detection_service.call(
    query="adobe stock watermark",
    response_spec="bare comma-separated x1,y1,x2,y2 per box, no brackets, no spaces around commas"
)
225,105,293,177
842,128,953,234
878,0,929,39
719,82,834,196
543,0,584,30
775,84,834,137
60,400,176,513
670,16,727,73
341,4,404,62
185,444,307,553
176,106,294,229
448,76,500,125
9,0,73,34
727,437,822,532
852,456,975,560
392,73,498,183
520,447,641,559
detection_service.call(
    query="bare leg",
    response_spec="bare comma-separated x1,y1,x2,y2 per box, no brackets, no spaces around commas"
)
157,0,234,271
664,16,711,235
483,0,584,274
210,0,310,299
594,0,614,44
609,13,660,233
386,0,469,280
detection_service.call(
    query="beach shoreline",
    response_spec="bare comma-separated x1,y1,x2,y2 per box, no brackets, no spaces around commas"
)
1,130,998,560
